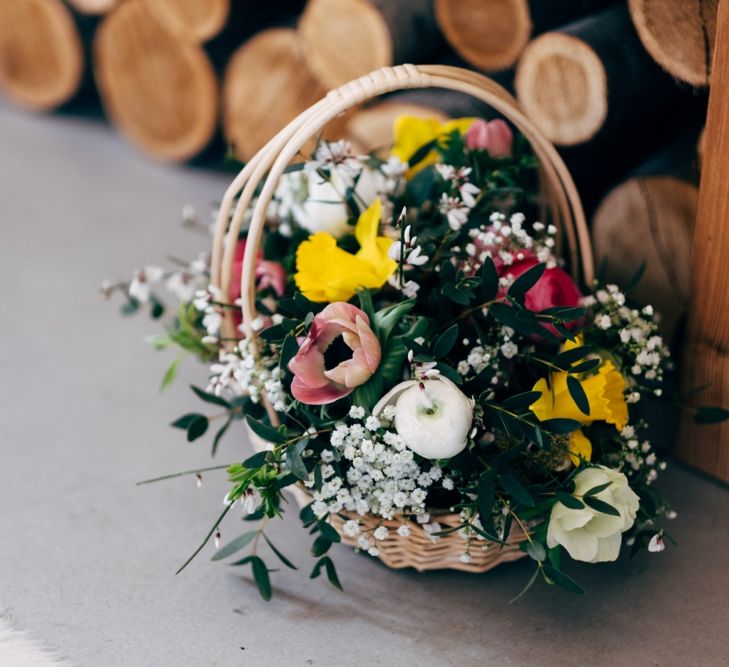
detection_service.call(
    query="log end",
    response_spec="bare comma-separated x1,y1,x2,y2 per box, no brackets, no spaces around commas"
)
515,32,607,146
146,0,231,44
94,0,218,161
66,0,121,15
628,0,717,87
223,28,351,163
592,176,697,345
434,0,531,72
299,0,393,89
0,0,84,110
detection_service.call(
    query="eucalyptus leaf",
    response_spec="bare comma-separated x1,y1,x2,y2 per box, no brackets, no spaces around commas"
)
542,565,585,594
246,416,287,444
211,530,256,561
566,376,590,416
251,556,272,601
583,497,621,517
190,385,231,408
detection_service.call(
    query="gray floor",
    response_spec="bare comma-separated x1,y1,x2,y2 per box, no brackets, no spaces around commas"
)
1,103,729,667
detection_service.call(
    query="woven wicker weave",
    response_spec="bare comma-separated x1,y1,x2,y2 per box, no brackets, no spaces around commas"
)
212,65,593,573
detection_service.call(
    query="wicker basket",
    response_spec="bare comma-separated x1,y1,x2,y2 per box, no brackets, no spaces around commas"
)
211,65,593,574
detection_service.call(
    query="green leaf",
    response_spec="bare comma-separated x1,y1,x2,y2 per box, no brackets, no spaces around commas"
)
318,520,341,543
160,355,184,392
263,534,297,570
477,470,496,531
357,289,377,327
351,372,384,413
555,492,584,510
508,262,545,299
251,556,272,601
324,556,343,591
583,497,620,517
502,391,542,411
434,362,463,385
566,376,590,416
279,334,299,371
523,540,546,562
246,416,287,444
480,256,499,301
242,450,269,469
186,415,209,442
694,406,729,424
170,413,205,429
311,535,332,557
509,566,540,603
211,416,232,457
542,565,585,594
434,324,459,358
374,299,416,342
408,139,437,169
552,345,594,369
120,298,139,316
584,482,612,497
190,385,231,408
499,475,535,508
259,323,285,341
286,439,309,480
539,418,582,434
569,358,601,374
211,530,256,561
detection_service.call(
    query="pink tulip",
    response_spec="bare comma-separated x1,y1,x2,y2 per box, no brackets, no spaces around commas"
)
465,119,513,158
288,302,381,405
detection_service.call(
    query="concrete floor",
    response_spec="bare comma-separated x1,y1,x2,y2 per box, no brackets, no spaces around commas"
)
1,104,728,667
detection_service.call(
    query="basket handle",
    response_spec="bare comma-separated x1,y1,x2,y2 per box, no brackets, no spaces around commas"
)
211,64,593,341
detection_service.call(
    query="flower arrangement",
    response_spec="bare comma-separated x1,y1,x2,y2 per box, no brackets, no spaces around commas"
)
106,114,716,601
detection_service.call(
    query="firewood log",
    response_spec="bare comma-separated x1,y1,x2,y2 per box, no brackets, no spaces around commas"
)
94,0,219,161
434,0,617,72
298,0,443,89
0,0,87,110
592,132,702,345
629,0,718,87
65,0,120,14
145,0,230,43
222,27,351,162
515,5,693,146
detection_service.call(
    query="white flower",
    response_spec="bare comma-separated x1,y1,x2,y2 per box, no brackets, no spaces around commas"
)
373,376,474,460
500,341,518,359
439,193,469,230
397,524,411,538
129,266,163,303
373,526,389,541
275,161,381,238
547,466,640,563
648,533,665,553
342,520,360,537
349,405,366,420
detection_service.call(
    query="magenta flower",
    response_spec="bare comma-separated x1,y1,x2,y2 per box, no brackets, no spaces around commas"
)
465,119,513,158
288,302,381,405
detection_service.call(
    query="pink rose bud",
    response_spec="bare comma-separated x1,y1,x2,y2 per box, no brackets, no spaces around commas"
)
229,239,287,335
288,302,381,405
465,119,513,158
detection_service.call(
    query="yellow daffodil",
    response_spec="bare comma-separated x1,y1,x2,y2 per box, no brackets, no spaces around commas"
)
530,360,628,430
294,198,396,302
568,429,592,466
391,115,476,177
529,344,628,466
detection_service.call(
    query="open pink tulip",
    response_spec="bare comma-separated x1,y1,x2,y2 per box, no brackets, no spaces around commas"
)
465,119,513,158
288,302,381,405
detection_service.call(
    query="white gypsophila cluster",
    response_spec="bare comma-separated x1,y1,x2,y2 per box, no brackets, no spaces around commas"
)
607,424,667,486
193,285,224,337
304,406,453,523
583,286,671,394
206,337,287,410
456,329,517,388
461,212,558,276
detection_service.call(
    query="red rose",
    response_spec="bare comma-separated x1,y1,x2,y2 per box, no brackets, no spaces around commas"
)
499,256,582,334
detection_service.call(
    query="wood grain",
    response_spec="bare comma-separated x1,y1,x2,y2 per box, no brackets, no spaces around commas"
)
677,0,729,482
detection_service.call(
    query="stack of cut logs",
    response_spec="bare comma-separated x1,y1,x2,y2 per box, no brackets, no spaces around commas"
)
0,0,715,340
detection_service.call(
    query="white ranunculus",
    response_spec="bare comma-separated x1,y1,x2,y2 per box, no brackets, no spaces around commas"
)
373,376,474,460
547,465,640,563
275,165,381,238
